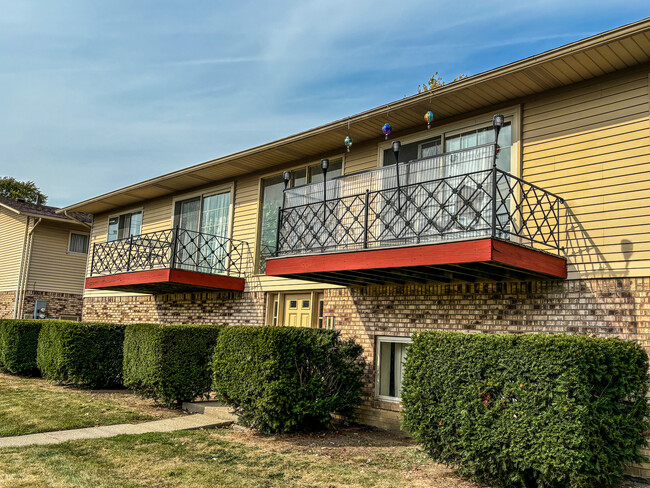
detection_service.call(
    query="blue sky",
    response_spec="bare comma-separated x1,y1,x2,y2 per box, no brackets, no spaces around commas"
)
0,2,648,207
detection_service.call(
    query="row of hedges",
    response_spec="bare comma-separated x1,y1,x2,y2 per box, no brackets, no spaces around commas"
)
401,332,650,488
0,320,366,433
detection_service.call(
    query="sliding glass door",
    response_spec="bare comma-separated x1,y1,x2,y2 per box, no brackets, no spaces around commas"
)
174,191,231,274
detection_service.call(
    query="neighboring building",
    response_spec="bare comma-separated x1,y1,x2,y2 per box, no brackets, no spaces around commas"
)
0,196,92,320
62,19,650,476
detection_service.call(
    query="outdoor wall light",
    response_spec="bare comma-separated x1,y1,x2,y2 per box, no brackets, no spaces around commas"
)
392,141,401,164
283,171,291,190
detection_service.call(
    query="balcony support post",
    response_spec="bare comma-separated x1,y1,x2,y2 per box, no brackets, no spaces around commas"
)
363,189,370,249
491,148,498,238
126,236,133,272
275,207,282,257
90,243,96,276
170,226,179,270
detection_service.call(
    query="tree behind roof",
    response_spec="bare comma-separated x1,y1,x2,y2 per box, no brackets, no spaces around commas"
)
0,177,47,204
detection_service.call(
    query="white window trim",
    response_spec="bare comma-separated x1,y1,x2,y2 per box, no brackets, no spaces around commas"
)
375,335,412,403
106,207,144,242
67,231,90,255
376,106,520,177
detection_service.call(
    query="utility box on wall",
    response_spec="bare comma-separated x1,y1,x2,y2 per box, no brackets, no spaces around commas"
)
33,300,47,319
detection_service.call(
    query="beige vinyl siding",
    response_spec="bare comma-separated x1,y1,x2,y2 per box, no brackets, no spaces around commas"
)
26,221,88,295
521,69,650,280
0,208,27,292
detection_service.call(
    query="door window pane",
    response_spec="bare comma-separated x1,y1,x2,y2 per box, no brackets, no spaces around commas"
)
259,174,286,271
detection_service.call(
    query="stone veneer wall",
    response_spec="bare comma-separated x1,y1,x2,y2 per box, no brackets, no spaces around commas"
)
82,291,266,326
323,277,650,479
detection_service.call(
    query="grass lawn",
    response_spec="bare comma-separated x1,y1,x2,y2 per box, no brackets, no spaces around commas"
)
0,373,180,437
0,427,483,488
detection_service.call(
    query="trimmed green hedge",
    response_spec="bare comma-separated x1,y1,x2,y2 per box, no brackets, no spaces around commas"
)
123,323,223,406
36,321,126,387
401,332,650,488
0,319,43,375
212,326,364,433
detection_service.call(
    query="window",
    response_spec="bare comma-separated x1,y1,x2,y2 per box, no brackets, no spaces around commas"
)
258,158,343,272
68,233,89,254
107,211,142,242
376,337,411,401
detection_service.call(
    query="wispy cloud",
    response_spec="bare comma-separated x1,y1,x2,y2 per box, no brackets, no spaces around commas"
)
0,0,647,206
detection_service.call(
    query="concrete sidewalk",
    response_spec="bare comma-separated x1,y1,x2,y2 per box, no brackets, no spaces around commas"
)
0,402,237,448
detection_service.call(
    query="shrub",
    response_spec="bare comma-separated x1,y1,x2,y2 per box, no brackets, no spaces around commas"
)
0,319,43,375
212,326,364,433
123,323,223,406
401,331,650,488
36,321,126,387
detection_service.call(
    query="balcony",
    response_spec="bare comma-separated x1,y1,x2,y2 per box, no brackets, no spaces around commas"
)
265,144,567,286
86,228,251,293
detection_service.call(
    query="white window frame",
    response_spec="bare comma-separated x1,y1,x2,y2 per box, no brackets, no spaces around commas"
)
106,207,144,242
67,231,90,255
375,335,412,403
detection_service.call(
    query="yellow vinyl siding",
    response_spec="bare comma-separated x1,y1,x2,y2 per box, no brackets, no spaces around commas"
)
0,208,27,292
521,69,650,280
26,222,88,295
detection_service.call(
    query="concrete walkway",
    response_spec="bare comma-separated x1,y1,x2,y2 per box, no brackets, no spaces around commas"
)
0,402,237,448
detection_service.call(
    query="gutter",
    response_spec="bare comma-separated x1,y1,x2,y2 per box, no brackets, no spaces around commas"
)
63,210,91,229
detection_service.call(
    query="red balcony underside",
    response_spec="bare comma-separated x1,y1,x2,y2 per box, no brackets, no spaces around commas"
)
265,238,566,287
85,268,245,294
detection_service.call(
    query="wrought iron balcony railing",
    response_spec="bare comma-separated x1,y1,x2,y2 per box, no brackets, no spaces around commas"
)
275,144,564,257
89,228,252,278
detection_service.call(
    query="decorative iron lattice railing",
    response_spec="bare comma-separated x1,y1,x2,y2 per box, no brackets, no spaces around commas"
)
89,228,251,278
276,144,564,257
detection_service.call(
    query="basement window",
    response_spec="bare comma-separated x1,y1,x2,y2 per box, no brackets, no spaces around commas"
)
376,336,411,402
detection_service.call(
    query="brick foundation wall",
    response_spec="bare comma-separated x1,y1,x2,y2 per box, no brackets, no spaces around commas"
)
323,277,650,478
22,291,83,320
82,291,266,326
0,291,16,319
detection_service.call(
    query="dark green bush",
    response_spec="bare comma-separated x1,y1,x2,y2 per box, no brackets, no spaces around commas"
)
0,319,43,375
123,323,223,406
401,331,650,488
212,326,364,433
36,321,126,388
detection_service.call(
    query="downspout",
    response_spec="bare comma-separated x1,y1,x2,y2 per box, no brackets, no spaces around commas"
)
13,216,30,319
16,218,42,319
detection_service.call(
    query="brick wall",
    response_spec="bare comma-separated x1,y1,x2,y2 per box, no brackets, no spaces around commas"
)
0,291,16,319
21,291,83,319
323,277,650,478
82,291,266,325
